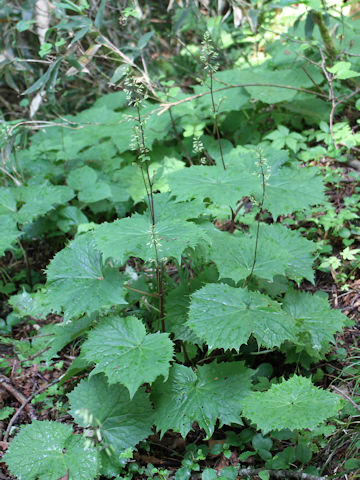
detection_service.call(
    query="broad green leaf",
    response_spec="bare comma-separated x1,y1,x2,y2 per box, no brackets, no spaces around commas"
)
228,147,326,217
167,164,259,208
78,182,112,203
152,362,253,437
45,233,127,320
165,267,218,343
206,223,315,285
187,283,296,350
260,224,315,283
94,213,208,264
239,68,315,104
67,166,112,203
263,167,326,219
119,157,185,203
166,148,325,216
0,215,22,256
165,283,204,344
67,166,98,190
82,315,174,397
242,375,341,433
3,420,99,480
150,193,208,224
204,225,290,283
283,290,347,354
9,289,53,319
226,144,289,174
0,188,17,214
15,184,75,223
57,205,88,232
68,374,153,452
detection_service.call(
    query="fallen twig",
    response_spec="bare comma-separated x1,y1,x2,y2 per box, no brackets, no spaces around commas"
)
21,346,50,363
236,467,327,480
0,375,37,421
3,374,64,443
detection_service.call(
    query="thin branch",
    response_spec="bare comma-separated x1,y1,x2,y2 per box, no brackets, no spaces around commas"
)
124,283,160,298
157,83,328,115
331,385,360,412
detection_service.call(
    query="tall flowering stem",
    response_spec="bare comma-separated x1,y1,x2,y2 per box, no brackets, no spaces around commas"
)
200,31,226,170
243,148,270,288
124,72,165,330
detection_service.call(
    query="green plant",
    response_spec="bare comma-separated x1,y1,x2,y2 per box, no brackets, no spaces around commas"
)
2,4,359,479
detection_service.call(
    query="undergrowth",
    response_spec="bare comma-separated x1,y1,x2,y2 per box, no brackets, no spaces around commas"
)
0,1,360,479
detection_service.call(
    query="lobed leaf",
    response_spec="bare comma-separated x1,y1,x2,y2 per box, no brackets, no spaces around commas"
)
83,315,174,397
94,213,208,264
242,375,341,433
0,215,22,256
206,222,315,284
3,420,99,480
45,233,127,321
152,362,253,438
283,289,348,354
167,163,259,208
187,283,296,350
15,184,75,223
68,374,153,452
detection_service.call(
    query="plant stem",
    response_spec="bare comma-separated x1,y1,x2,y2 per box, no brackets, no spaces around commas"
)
181,341,191,364
17,240,32,289
136,104,155,224
243,151,266,288
312,10,338,62
209,72,226,170
135,103,165,331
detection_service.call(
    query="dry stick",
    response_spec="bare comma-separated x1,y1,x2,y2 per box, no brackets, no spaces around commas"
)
3,375,64,443
209,72,226,170
330,385,360,412
318,48,338,147
21,346,51,363
243,152,266,288
0,166,22,186
236,467,327,480
0,375,37,422
157,83,328,115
